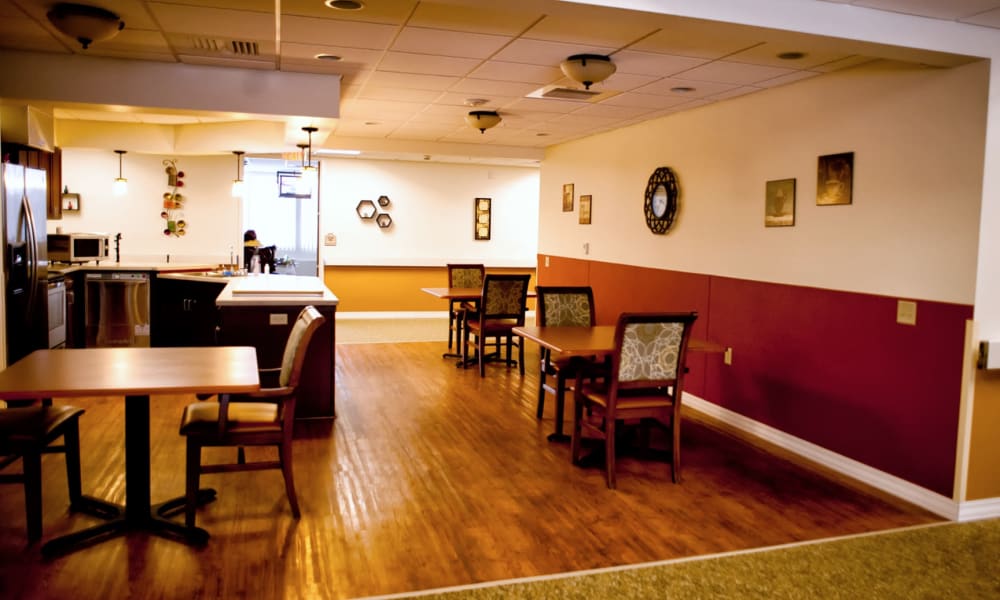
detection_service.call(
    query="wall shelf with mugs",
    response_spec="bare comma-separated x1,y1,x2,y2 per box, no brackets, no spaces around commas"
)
161,159,188,237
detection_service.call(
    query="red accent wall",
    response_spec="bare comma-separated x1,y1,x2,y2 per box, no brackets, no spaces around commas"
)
538,255,971,496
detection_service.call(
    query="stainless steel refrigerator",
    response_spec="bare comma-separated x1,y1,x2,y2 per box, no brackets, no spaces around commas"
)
2,163,48,367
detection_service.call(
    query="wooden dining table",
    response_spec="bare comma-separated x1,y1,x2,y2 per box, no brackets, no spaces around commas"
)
0,346,260,556
421,286,536,361
513,325,725,441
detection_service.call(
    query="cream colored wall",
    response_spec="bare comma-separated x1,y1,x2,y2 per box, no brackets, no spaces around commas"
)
539,59,988,305
52,149,242,264
319,158,539,267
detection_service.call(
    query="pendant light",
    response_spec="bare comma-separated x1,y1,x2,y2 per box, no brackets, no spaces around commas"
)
560,54,616,89
231,151,245,197
465,110,501,133
112,149,128,196
297,126,319,196
295,143,312,196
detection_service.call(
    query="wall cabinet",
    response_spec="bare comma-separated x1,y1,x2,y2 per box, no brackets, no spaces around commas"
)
151,277,226,347
3,143,62,220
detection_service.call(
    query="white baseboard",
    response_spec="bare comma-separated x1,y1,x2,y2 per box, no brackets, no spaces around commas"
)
683,393,963,520
956,497,1000,521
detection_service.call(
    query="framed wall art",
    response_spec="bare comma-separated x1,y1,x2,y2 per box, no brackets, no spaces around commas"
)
816,152,853,206
765,179,795,227
61,192,81,211
475,197,491,240
562,183,574,212
579,194,592,224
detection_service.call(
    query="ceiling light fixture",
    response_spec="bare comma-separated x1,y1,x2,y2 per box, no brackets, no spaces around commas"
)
670,86,696,93
560,54,616,90
112,150,128,196
325,0,365,10
314,53,342,61
231,151,245,198
47,3,125,50
777,51,807,60
466,110,501,134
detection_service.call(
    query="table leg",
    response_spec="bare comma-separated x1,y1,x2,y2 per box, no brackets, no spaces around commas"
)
547,377,571,443
41,394,210,557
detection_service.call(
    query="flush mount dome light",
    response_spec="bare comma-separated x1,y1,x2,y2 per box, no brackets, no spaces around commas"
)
325,0,365,10
560,54,616,90
47,3,125,50
465,110,501,133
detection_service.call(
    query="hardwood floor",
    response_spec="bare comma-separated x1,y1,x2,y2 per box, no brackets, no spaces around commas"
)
0,342,940,599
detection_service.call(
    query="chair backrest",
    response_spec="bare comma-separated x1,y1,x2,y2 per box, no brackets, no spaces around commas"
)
480,274,531,323
278,306,326,389
610,312,698,393
447,263,485,288
536,286,596,327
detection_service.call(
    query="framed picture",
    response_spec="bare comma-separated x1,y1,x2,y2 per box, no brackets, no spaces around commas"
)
61,192,81,211
765,179,795,227
474,197,491,240
277,171,310,198
816,152,853,205
579,194,592,224
562,183,574,212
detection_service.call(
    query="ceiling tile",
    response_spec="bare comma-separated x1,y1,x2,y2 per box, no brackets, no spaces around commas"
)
493,38,615,66
408,2,542,36
850,0,1000,19
280,42,383,65
357,86,443,103
505,97,590,114
571,102,655,119
379,51,481,77
675,61,799,85
521,13,658,48
391,27,511,59
599,92,693,110
468,61,564,85
634,77,741,98
282,0,417,24
340,99,429,120
811,55,878,72
629,20,764,59
365,71,459,91
724,43,852,69
959,7,1000,27
282,15,398,49
149,4,273,39
435,91,519,108
599,72,662,92
448,78,540,97
755,70,822,88
612,50,709,77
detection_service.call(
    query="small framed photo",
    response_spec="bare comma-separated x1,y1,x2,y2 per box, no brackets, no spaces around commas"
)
277,171,310,198
817,152,853,205
474,197,491,240
579,194,592,224
562,183,574,212
61,192,81,211
765,179,795,227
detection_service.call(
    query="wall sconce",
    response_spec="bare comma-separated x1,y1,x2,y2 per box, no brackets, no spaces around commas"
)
47,2,125,50
231,151,245,198
112,149,127,196
465,110,501,134
560,54,616,89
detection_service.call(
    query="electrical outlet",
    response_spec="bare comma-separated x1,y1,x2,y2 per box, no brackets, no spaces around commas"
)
896,300,917,326
724,347,733,365
544,255,550,267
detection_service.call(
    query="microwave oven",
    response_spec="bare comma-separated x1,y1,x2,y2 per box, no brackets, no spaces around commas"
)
48,233,111,263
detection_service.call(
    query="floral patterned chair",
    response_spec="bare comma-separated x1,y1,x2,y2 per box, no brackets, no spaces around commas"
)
446,264,485,351
463,274,530,377
571,311,698,489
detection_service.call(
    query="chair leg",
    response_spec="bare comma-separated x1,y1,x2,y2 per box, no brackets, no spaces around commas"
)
478,332,486,377
22,450,43,542
447,305,455,350
605,418,617,490
536,352,548,419
185,439,202,528
63,420,83,507
571,398,584,464
517,337,525,376
671,416,681,484
278,442,300,518
237,447,246,464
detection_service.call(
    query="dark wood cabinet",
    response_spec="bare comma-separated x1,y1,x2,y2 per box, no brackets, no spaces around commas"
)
3,143,62,220
219,303,336,419
151,277,226,347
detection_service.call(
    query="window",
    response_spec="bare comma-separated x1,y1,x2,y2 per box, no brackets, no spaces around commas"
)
242,159,318,273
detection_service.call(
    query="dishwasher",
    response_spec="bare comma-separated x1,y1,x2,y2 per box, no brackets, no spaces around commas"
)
84,272,151,347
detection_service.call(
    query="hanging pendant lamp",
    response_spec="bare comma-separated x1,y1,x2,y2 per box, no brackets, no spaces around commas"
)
231,151,245,198
112,149,128,196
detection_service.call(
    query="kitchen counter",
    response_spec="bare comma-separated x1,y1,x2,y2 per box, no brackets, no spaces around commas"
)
50,262,218,275
215,275,339,307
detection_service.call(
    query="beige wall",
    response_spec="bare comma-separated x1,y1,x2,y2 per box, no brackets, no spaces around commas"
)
539,60,988,305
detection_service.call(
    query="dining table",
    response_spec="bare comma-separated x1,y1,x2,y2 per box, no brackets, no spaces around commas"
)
513,325,725,442
0,346,260,556
421,286,537,361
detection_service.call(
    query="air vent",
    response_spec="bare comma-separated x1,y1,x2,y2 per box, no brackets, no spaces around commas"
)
189,37,259,56
526,85,609,102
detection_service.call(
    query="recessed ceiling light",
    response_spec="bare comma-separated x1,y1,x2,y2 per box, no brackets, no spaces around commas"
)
364,121,380,126
536,133,550,137
777,51,807,60
315,53,342,61
464,98,489,107
670,86,696,93
325,0,364,10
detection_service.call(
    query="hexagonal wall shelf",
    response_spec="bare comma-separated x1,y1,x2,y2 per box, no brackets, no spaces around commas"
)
356,200,377,219
376,213,393,228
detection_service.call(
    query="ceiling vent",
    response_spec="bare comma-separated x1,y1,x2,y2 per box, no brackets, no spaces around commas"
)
189,37,259,56
527,85,613,102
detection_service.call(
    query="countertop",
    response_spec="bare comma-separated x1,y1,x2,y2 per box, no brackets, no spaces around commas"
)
216,275,339,307
50,262,217,275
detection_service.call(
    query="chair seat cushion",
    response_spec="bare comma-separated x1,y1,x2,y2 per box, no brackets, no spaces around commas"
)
0,405,85,449
580,386,675,411
179,401,281,436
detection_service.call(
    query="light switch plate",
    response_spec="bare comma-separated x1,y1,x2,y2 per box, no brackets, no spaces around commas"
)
324,233,337,246
896,300,917,325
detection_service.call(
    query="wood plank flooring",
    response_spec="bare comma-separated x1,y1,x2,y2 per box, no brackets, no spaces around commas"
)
0,341,940,599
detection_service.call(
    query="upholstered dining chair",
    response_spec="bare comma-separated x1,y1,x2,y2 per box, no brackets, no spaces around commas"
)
463,273,531,377
0,403,86,541
446,263,485,351
177,305,325,528
571,311,698,489
534,286,596,421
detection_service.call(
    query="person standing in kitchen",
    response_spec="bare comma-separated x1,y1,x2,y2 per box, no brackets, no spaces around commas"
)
243,229,276,273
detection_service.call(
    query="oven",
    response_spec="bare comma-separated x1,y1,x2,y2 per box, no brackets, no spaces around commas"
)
47,279,67,349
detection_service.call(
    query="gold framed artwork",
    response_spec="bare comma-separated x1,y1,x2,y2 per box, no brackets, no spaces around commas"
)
562,183,574,212
579,194,592,224
474,197,491,240
765,179,795,227
61,192,81,211
816,152,853,206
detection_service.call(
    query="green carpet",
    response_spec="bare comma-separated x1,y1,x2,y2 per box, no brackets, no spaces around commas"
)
365,519,1000,599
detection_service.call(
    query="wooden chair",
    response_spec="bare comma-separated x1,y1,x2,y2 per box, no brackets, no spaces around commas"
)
0,403,86,541
571,311,698,489
446,263,485,351
535,286,596,422
463,274,531,377
178,305,325,528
